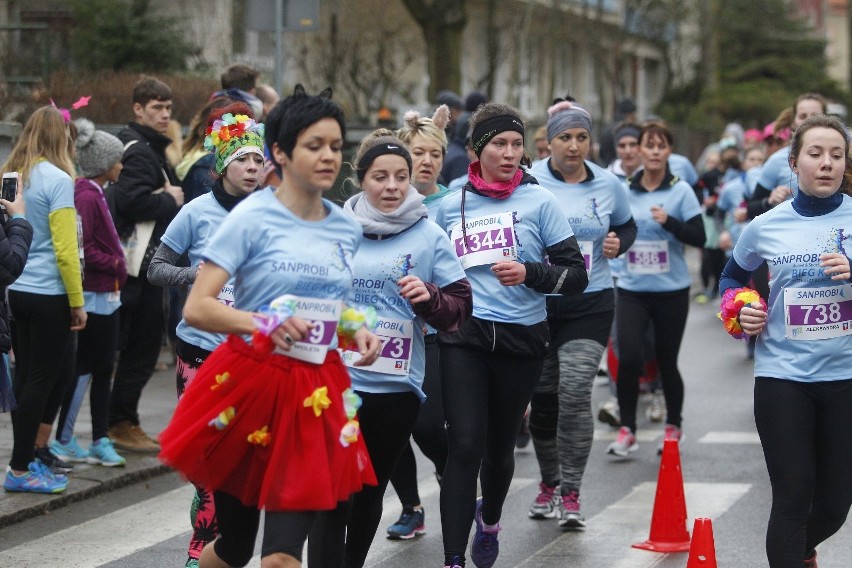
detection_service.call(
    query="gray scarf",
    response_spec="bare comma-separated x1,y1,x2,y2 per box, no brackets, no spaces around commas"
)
343,187,428,236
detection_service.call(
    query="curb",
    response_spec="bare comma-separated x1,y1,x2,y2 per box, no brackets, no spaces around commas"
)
0,462,171,530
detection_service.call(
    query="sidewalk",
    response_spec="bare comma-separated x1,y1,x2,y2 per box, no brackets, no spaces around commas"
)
0,351,179,529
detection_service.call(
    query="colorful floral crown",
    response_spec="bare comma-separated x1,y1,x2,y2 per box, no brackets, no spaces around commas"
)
204,113,265,174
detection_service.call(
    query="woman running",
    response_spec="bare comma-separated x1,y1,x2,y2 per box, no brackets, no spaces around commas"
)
385,105,456,540
606,120,705,458
432,101,588,568
721,113,852,568
158,86,381,568
340,129,471,568
526,100,635,527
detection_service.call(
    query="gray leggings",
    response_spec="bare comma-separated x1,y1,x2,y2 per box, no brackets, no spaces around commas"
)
531,337,606,493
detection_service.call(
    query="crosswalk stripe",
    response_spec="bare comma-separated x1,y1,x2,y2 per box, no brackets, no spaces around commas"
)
593,429,668,442
698,431,761,444
516,482,750,568
2,485,196,567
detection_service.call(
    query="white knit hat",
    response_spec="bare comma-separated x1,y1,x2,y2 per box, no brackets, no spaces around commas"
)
75,118,124,178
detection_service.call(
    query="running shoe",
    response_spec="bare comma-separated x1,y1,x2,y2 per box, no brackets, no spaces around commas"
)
471,498,500,568
50,437,89,463
557,490,586,530
597,397,620,427
645,392,666,423
34,446,74,474
87,437,126,467
528,482,559,519
607,426,638,457
516,405,531,448
657,424,684,455
4,461,68,494
185,559,199,568
386,507,426,540
694,293,709,304
804,550,818,568
443,555,464,568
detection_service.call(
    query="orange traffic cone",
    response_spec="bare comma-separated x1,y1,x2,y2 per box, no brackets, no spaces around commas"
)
633,438,691,552
686,518,718,567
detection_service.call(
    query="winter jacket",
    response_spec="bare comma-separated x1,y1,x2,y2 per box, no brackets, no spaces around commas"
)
0,216,33,351
75,178,127,293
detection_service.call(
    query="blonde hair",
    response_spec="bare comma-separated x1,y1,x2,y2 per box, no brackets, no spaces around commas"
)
1,106,76,186
396,105,449,154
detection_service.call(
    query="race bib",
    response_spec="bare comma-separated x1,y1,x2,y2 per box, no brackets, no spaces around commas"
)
217,283,235,307
579,240,593,276
450,212,517,269
273,296,341,364
784,284,852,340
341,316,413,376
626,240,670,274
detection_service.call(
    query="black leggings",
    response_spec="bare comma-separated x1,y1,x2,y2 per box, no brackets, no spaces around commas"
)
56,311,119,442
615,288,689,432
344,391,421,568
9,291,76,471
754,377,852,568
389,336,448,508
439,344,542,560
700,247,727,294
212,490,349,567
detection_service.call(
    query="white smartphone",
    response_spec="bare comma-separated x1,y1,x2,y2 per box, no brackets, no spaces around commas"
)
1,172,18,204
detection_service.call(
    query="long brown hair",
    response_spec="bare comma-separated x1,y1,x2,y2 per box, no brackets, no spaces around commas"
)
1,107,76,187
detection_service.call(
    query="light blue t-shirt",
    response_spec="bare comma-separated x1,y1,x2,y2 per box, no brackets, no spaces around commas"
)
733,198,852,381
758,146,797,196
447,174,468,192
161,192,234,352
11,161,76,296
203,189,360,351
83,291,121,316
433,181,573,325
346,216,466,401
668,154,699,186
617,178,703,292
530,159,632,293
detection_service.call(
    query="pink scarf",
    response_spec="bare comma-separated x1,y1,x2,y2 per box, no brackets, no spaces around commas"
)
467,161,523,200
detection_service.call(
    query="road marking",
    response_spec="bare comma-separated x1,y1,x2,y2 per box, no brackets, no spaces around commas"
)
698,431,761,444
594,429,667,442
2,484,195,567
516,482,750,568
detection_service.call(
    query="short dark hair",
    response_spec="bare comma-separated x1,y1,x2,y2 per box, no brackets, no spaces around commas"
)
221,64,260,92
265,85,345,159
132,76,172,106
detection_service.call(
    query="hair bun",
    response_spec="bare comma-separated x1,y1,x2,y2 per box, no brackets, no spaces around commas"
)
403,110,422,128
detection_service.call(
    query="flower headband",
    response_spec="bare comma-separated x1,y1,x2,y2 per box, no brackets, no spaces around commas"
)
204,112,266,174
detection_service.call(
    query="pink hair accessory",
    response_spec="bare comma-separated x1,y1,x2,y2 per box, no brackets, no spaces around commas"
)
49,96,91,124
432,104,450,131
547,100,574,117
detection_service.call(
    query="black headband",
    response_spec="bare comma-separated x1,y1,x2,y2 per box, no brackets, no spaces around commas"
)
471,115,525,156
614,125,641,144
356,142,413,182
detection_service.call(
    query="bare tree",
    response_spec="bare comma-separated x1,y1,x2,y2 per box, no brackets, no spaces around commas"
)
400,0,468,102
288,1,420,122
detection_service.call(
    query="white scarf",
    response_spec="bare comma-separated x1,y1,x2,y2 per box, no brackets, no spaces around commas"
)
344,187,428,236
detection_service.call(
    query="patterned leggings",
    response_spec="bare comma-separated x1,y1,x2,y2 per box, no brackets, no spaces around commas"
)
176,339,215,563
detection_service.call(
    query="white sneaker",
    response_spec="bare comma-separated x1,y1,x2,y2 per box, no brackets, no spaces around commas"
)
645,392,666,423
607,426,638,457
597,397,620,427
528,482,560,519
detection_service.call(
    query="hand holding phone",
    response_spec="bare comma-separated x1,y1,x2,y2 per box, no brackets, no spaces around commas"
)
1,172,25,217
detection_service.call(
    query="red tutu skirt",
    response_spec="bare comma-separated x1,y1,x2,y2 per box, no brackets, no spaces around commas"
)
159,334,376,511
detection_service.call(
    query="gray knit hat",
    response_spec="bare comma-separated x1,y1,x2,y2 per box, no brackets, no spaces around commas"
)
74,118,124,178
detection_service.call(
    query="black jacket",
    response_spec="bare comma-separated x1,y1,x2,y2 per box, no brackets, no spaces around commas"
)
108,122,181,244
0,217,33,351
